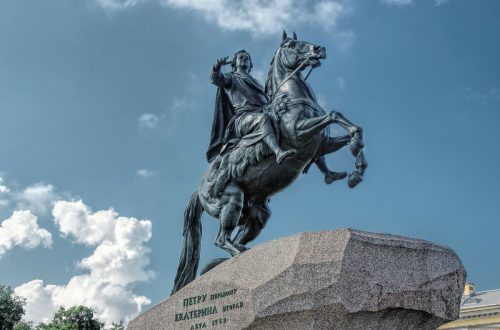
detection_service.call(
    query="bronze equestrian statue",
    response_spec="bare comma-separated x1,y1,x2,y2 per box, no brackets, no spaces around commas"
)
172,31,366,294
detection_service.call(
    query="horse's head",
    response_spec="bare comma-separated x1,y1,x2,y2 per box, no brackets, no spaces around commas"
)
278,31,326,71
265,31,327,97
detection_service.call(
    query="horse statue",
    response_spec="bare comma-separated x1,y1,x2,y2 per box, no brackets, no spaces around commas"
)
171,31,367,294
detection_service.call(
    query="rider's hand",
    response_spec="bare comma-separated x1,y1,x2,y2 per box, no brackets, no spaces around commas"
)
213,56,230,71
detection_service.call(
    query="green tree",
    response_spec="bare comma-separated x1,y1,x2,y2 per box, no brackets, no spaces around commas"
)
0,285,26,330
37,306,103,330
13,321,34,330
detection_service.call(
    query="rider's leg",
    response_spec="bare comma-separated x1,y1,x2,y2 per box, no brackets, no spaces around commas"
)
261,115,296,164
314,156,347,185
214,183,245,256
264,133,296,164
233,201,271,246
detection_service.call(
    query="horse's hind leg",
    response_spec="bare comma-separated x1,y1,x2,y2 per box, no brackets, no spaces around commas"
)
233,201,271,246
214,183,246,257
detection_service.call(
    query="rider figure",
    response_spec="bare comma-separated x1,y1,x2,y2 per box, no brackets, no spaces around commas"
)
207,49,346,185
207,49,296,165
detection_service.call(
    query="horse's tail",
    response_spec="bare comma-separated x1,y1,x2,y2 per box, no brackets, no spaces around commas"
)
171,190,203,295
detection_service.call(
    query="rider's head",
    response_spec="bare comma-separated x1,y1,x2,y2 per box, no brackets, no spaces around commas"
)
231,49,253,73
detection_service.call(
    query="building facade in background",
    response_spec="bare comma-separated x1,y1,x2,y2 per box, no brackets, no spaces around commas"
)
439,283,500,329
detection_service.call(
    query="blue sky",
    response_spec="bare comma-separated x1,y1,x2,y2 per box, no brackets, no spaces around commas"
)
1,0,499,325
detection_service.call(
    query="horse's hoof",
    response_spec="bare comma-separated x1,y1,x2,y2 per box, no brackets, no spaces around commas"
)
234,243,249,253
325,171,347,184
348,171,363,188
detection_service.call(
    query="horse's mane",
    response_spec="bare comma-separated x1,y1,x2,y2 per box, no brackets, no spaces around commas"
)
265,38,294,98
264,49,278,98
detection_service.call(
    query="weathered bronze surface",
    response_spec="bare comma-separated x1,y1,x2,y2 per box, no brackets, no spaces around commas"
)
172,31,367,294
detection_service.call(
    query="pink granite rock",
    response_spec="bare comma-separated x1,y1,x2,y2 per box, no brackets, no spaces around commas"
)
128,229,466,330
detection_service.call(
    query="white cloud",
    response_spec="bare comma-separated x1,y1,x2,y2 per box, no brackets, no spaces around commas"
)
160,0,349,37
380,0,413,6
16,200,154,325
14,280,58,324
136,169,157,178
0,177,10,208
0,177,9,193
0,210,52,258
138,98,192,135
95,0,352,38
95,0,145,10
138,113,160,130
16,183,58,215
53,200,117,246
382,0,449,8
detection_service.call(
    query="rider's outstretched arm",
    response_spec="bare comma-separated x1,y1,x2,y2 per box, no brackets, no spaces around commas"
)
210,56,232,88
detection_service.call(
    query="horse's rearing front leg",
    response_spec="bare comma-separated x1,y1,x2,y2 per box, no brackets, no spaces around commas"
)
328,111,367,188
296,110,362,141
319,134,351,156
331,111,362,136
295,113,333,140
326,111,367,188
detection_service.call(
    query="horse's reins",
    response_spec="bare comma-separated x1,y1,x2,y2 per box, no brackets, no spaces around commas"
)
269,54,312,99
304,66,314,80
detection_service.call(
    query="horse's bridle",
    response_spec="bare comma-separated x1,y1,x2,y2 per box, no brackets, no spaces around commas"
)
269,46,314,99
269,47,316,99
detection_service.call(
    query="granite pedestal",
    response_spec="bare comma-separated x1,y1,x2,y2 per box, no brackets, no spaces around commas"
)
128,229,466,330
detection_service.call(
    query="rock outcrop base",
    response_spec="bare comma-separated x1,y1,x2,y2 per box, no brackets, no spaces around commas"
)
128,229,466,330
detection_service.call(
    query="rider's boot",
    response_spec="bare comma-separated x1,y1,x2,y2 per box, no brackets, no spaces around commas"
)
264,134,296,164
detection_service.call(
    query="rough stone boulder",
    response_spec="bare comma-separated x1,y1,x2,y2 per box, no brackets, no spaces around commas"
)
128,229,466,330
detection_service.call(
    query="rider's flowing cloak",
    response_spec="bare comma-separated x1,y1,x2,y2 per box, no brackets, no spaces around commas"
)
206,72,270,163
206,86,234,162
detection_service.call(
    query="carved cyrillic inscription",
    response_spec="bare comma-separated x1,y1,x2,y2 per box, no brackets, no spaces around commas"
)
174,288,244,328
